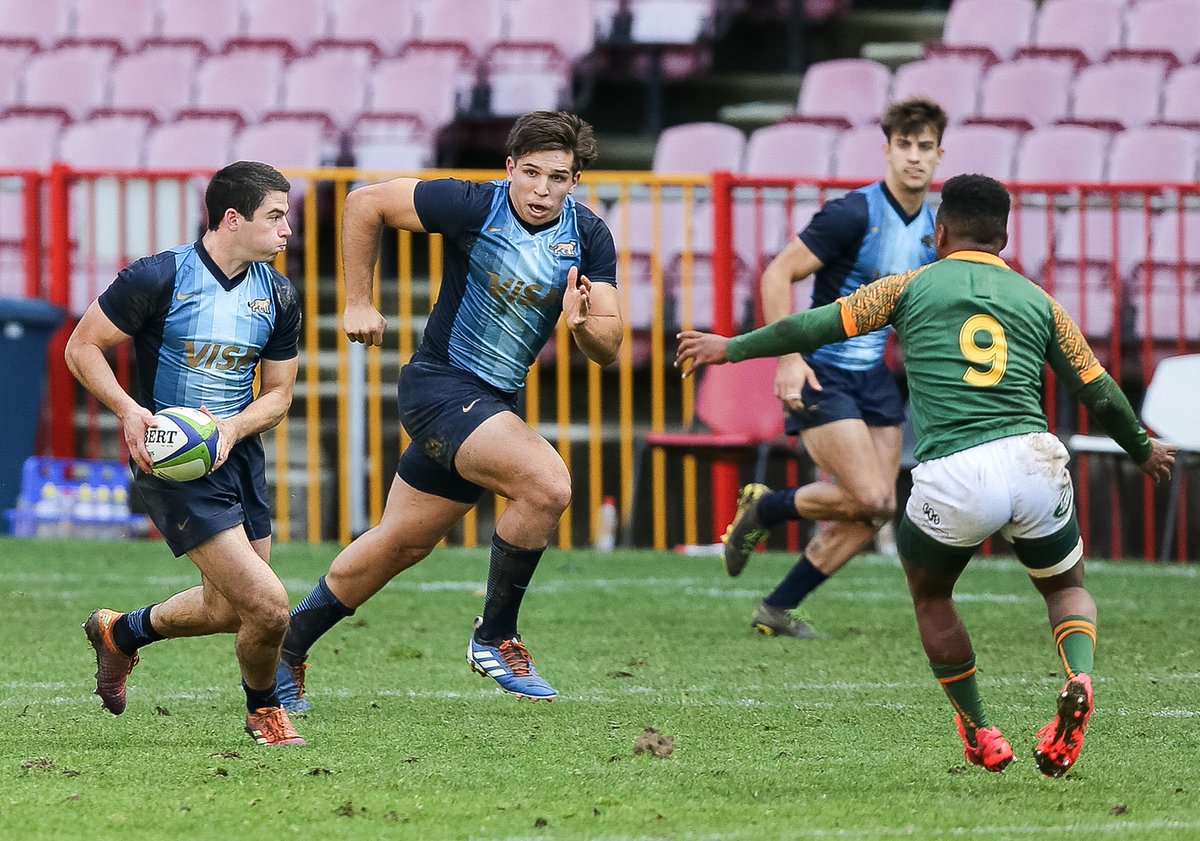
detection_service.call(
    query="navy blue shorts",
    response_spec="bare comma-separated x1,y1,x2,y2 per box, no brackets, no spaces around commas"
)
396,353,519,504
132,435,271,557
785,357,906,434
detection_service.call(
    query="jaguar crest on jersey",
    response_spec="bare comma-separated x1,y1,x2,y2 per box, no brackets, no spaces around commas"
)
247,297,271,314
550,241,578,257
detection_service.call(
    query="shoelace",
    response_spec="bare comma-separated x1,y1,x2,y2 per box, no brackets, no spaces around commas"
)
496,639,534,677
254,708,299,741
290,663,308,698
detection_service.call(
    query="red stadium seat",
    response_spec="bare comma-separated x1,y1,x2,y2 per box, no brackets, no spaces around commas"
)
792,59,891,130
968,58,1076,131
1109,0,1200,68
326,0,417,58
936,124,1020,180
15,45,118,122
1158,65,1200,130
925,0,1036,65
155,0,243,54
1014,0,1125,67
890,57,983,125
105,46,203,123
62,0,157,53
1060,61,1166,132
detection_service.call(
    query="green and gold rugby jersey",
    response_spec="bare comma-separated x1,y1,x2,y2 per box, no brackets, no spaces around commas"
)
836,251,1104,461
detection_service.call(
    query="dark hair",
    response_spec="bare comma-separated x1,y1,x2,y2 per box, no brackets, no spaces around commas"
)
205,161,291,231
937,174,1011,247
880,97,948,145
506,111,599,172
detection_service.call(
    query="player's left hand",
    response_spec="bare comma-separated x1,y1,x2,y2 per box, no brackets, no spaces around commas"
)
563,266,591,327
200,406,236,472
675,330,730,378
1139,438,1177,485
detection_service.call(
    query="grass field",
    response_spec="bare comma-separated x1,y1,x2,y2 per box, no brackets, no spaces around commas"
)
3,539,1199,841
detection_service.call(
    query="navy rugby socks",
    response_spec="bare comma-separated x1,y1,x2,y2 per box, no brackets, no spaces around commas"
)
281,576,354,666
475,533,544,643
757,488,800,529
242,679,281,713
763,554,828,610
111,605,165,656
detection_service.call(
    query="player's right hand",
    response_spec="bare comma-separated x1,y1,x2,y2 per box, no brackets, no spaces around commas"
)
121,406,157,474
344,302,387,346
1139,439,1177,485
775,353,822,411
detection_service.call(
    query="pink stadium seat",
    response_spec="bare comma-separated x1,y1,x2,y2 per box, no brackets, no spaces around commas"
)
1015,0,1125,67
16,45,118,121
274,48,373,131
1049,208,1150,337
491,0,596,68
145,116,237,170
0,0,73,50
1061,61,1166,132
413,0,505,61
1016,125,1110,183
233,119,325,171
0,44,34,112
234,0,329,58
653,122,745,173
832,127,887,182
155,0,243,54
327,0,417,58
925,0,1036,65
1108,127,1198,184
63,0,158,52
936,124,1019,179
890,58,983,125
0,114,66,169
793,59,891,129
1003,205,1053,280
106,46,202,123
630,0,713,44
969,58,1076,131
1133,211,1200,340
1158,65,1200,129
58,115,152,168
348,117,435,171
1110,0,1200,68
744,123,838,178
487,70,569,116
192,52,285,125
367,50,466,134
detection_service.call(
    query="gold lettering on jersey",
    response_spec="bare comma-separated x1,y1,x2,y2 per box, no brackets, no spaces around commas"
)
487,272,563,309
182,340,256,371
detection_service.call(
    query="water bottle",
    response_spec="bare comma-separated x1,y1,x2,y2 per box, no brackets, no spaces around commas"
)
74,483,97,540
595,496,618,551
33,482,60,537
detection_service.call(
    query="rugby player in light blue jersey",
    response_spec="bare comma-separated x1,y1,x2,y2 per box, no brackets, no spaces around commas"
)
279,112,622,707
721,98,948,639
65,162,306,746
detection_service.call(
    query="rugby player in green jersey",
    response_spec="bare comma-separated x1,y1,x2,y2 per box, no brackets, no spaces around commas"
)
675,174,1176,776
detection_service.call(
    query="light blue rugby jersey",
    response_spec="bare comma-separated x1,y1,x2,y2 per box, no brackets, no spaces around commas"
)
98,240,301,417
413,178,617,392
798,181,936,370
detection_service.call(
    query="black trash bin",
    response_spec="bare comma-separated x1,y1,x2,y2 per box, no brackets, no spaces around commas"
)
0,298,65,517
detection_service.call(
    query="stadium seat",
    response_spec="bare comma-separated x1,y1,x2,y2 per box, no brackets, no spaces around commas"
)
144,116,237,170
792,59,891,129
1108,126,1198,184
192,52,286,126
1045,208,1147,338
0,0,73,50
274,48,373,131
326,0,416,58
232,0,330,58
366,50,468,135
1014,0,1125,67
486,70,569,116
63,0,158,53
232,119,326,170
58,115,152,168
653,122,745,173
1016,125,1110,183
936,124,1020,179
14,45,118,122
1157,65,1200,130
1060,61,1166,132
744,123,838,178
890,57,983,125
968,58,1076,131
347,116,435,171
832,126,887,182
412,0,505,61
154,0,244,54
105,46,203,123
924,0,1036,65
1109,0,1200,68
629,0,713,44
490,0,597,69
0,43,34,113
0,113,66,169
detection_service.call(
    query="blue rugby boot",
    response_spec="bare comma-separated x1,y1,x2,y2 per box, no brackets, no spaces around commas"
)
467,617,557,702
275,660,312,714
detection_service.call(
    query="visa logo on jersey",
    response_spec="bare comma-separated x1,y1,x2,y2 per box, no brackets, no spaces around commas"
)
183,340,256,371
487,272,563,309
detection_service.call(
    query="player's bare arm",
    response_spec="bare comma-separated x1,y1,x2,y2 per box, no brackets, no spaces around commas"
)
342,177,425,346
564,266,622,366
64,301,156,473
202,356,298,470
761,237,826,408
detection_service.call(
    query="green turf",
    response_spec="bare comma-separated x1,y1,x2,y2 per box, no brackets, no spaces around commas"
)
2,539,1199,840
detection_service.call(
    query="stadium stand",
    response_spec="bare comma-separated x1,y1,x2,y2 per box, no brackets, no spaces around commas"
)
791,59,891,129
1014,0,1124,68
411,0,506,62
1158,64,1200,129
144,117,237,170
234,0,330,57
831,126,887,182
744,123,838,178
272,47,373,131
1061,61,1166,132
105,46,202,124
936,124,1020,179
64,0,159,53
967,57,1075,131
14,45,117,122
0,0,73,50
0,44,34,113
154,0,244,54
190,51,286,126
326,0,417,58
1109,0,1200,68
924,0,1036,65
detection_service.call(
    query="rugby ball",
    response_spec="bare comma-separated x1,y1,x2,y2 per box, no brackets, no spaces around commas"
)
145,407,220,482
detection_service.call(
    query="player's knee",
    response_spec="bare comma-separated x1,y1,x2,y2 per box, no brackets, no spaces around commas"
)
849,489,895,524
527,475,572,517
241,587,291,639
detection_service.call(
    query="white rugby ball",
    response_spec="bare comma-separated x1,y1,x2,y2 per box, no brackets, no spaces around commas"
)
145,407,221,482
